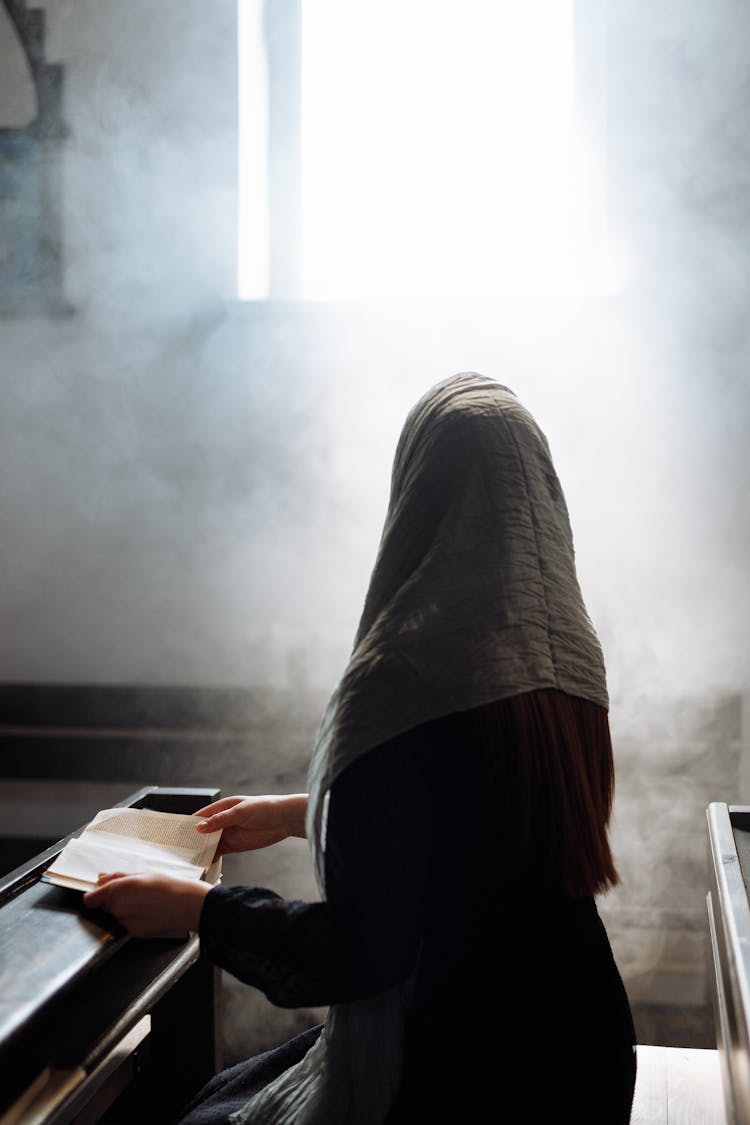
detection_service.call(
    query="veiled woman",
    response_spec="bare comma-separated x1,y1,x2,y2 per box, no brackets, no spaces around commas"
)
85,372,637,1124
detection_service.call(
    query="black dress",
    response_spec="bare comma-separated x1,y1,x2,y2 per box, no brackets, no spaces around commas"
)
177,712,637,1125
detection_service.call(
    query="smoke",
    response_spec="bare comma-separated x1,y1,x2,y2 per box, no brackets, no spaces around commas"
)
1,0,749,1054
2,0,746,697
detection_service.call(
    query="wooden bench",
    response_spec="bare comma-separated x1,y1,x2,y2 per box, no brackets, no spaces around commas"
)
0,786,221,1124
632,1044,726,1124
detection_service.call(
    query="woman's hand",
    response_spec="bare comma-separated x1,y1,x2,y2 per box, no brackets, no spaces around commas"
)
82,872,211,937
194,794,308,856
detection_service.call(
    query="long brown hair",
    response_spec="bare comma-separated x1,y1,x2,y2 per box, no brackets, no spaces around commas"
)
471,689,620,898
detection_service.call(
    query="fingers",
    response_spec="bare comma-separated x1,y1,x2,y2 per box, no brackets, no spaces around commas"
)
193,796,245,818
195,802,249,833
83,872,133,909
83,881,111,909
195,811,227,833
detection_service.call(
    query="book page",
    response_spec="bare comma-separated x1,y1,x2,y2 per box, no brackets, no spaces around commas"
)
43,835,205,889
86,808,220,869
86,832,208,869
204,857,223,885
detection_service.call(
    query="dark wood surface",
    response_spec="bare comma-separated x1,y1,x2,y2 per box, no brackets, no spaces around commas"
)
0,786,222,1123
0,878,125,1055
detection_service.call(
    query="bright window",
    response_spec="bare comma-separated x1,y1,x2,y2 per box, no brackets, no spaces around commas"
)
238,0,606,301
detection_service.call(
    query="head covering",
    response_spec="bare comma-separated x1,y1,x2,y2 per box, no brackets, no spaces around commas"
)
231,372,608,1124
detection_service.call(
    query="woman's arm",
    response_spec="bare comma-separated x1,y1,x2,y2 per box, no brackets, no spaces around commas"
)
85,732,438,1008
199,733,438,1006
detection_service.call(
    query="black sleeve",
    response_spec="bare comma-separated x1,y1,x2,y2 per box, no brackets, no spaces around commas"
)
199,731,437,1007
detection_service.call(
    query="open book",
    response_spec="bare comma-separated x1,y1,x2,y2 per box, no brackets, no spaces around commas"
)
41,807,223,892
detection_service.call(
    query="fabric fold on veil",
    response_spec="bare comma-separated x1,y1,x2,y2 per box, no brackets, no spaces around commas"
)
231,372,609,1124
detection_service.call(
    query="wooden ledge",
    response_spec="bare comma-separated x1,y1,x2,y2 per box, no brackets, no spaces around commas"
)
632,1045,725,1124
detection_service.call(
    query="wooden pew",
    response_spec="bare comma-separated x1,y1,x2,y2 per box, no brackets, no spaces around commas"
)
0,786,221,1125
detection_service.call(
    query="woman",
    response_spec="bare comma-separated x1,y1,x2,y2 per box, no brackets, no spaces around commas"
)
84,373,637,1124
